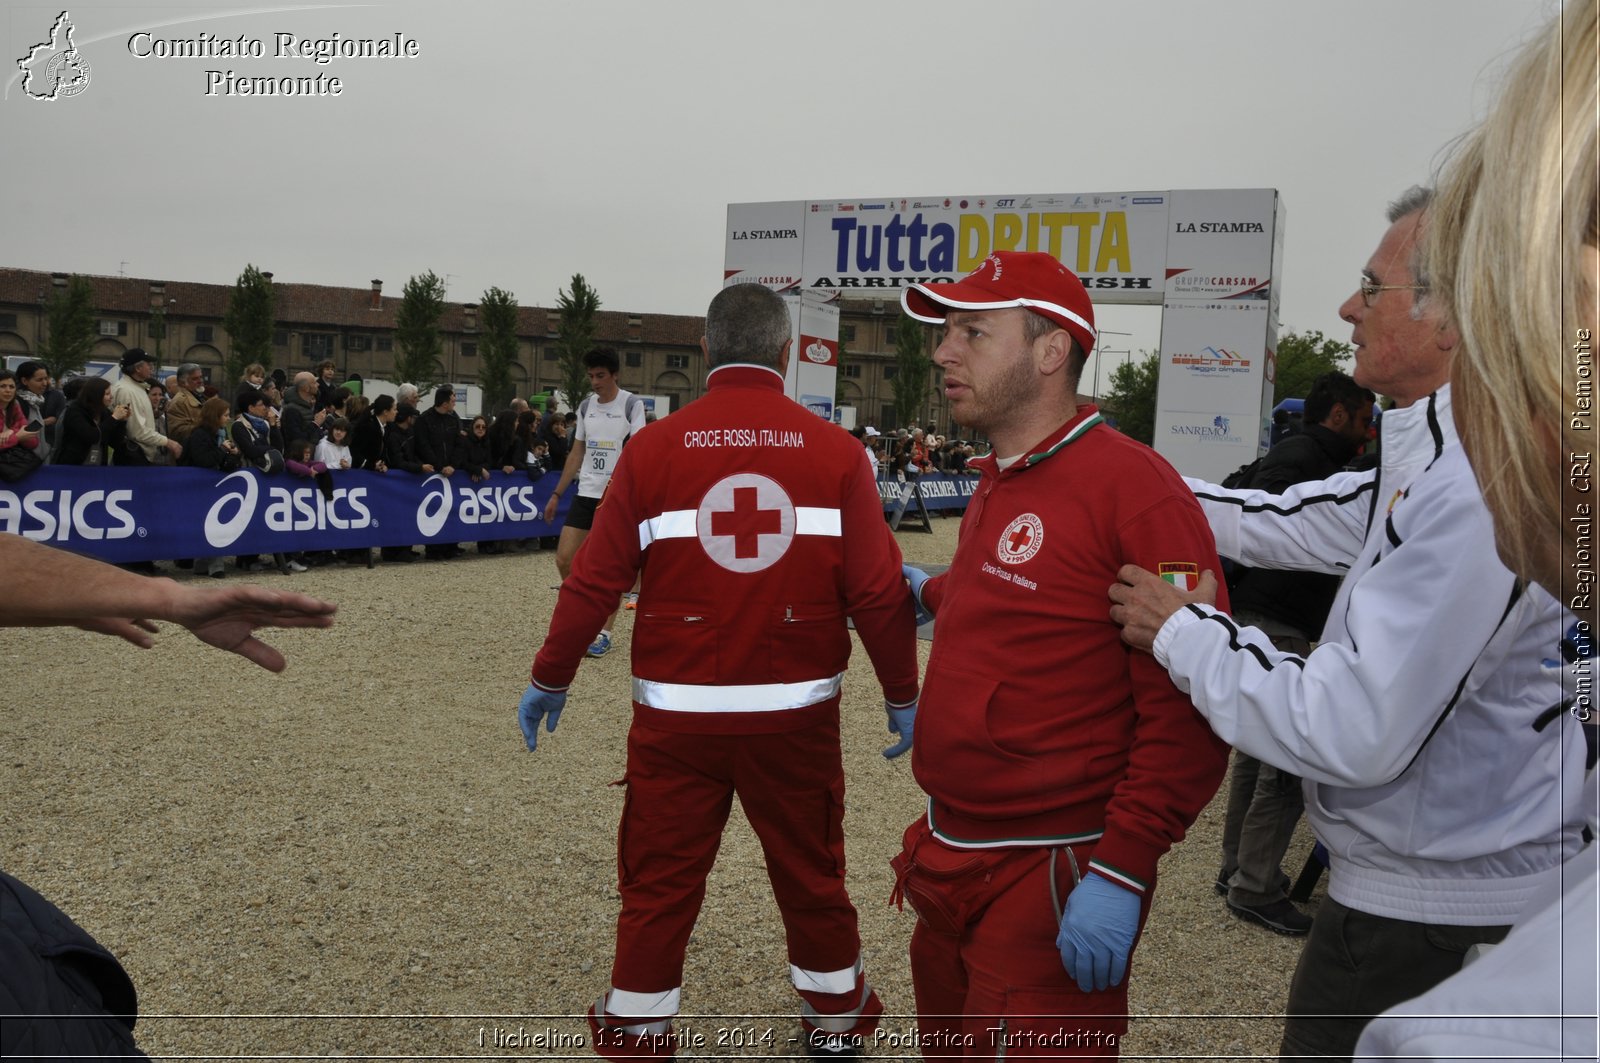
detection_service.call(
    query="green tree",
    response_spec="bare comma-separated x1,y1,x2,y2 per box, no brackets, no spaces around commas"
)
1102,350,1161,445
478,286,520,411
890,313,931,429
221,264,277,384
395,270,446,388
1272,329,1353,403
37,275,97,381
555,273,601,410
834,339,852,408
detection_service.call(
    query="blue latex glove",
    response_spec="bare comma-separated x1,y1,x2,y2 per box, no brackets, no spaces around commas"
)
518,683,567,751
1056,873,1141,991
902,564,934,626
883,700,917,759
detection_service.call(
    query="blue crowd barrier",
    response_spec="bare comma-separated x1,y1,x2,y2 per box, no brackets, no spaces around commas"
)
0,466,568,564
877,471,978,513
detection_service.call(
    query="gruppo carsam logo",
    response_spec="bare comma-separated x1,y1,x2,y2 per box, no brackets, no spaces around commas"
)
18,11,92,100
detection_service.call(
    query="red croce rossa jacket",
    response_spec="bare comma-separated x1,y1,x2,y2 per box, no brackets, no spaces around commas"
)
532,363,919,733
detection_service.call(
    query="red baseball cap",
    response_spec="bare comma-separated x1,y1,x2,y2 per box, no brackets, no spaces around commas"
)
902,251,1098,355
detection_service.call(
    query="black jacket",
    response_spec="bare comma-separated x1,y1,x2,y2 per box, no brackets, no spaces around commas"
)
279,391,321,449
231,417,284,469
460,430,498,478
538,418,570,470
51,404,127,466
351,415,387,471
0,870,145,1058
383,421,424,474
413,407,463,470
181,425,242,472
1228,422,1361,637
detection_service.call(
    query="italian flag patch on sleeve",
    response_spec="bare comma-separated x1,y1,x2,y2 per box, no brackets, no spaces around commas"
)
1159,562,1199,591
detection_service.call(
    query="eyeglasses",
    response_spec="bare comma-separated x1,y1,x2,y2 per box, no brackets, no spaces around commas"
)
1359,276,1428,307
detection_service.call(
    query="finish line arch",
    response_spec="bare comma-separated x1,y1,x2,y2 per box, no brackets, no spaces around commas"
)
724,188,1285,480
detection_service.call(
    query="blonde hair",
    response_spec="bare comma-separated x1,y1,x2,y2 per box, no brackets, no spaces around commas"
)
1428,0,1599,592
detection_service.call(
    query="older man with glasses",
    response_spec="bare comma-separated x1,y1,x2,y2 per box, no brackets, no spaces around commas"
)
1107,187,1586,1062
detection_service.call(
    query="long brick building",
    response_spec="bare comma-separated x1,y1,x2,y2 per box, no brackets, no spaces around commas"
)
0,268,944,426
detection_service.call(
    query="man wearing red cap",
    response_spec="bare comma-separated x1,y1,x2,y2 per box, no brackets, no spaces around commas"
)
895,251,1229,1058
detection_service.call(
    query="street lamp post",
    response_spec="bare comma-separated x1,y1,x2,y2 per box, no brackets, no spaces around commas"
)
1091,330,1133,400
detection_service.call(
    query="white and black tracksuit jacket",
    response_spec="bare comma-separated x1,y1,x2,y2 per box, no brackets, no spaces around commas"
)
1153,384,1587,926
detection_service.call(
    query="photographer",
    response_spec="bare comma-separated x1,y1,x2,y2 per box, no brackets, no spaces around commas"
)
53,378,130,466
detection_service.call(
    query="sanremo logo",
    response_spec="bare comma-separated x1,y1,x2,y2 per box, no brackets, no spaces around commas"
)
996,512,1044,565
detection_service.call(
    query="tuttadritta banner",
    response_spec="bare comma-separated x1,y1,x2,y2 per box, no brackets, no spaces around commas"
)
727,192,1172,304
726,188,1285,479
0,467,568,564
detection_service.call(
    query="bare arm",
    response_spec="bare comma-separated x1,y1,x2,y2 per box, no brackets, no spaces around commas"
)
0,536,337,672
541,438,586,522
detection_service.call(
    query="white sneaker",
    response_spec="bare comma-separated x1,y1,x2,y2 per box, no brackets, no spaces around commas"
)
287,560,309,573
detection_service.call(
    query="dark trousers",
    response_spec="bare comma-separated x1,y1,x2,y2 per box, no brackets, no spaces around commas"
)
1279,896,1509,1062
1219,753,1305,904
1219,621,1311,906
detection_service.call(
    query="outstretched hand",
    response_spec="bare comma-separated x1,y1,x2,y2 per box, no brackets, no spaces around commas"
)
1107,565,1218,653
166,585,338,672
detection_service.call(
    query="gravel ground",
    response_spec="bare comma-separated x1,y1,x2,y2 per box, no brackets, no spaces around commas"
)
2,519,1322,1059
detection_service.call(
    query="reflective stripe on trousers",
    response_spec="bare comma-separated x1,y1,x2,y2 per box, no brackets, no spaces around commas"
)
599,986,678,1036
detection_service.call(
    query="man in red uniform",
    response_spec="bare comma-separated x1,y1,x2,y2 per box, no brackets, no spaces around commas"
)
895,252,1230,1059
518,282,920,1061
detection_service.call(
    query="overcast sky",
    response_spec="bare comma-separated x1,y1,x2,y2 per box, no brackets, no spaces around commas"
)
3,0,1557,383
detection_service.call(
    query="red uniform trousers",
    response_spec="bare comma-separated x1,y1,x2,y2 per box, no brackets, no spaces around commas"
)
892,817,1151,1060
593,714,880,1060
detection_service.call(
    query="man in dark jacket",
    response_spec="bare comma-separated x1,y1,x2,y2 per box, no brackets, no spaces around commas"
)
279,372,326,451
313,359,342,412
488,397,529,466
351,394,395,471
413,385,463,476
1215,370,1374,935
381,403,426,475
380,403,427,563
413,386,466,559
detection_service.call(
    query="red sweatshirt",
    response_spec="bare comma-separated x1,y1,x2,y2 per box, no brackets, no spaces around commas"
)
914,405,1230,894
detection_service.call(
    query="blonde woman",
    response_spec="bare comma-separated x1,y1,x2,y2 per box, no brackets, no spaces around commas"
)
1356,4,1597,1060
